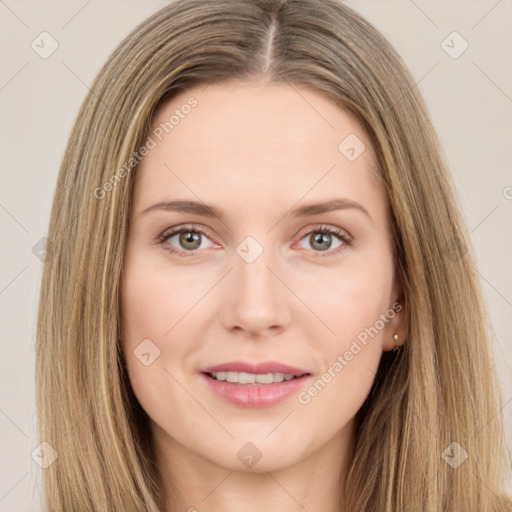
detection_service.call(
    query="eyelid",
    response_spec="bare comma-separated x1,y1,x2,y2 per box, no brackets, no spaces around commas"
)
157,223,214,242
294,223,352,244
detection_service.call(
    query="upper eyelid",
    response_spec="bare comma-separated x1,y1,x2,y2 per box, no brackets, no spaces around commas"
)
159,224,217,242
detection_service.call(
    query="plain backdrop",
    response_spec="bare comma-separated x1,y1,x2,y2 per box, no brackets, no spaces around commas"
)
0,1,511,510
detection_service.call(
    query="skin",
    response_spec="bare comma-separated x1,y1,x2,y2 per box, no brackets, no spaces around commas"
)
120,81,407,512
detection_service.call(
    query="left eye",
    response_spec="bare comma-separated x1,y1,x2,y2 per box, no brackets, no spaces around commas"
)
296,227,348,254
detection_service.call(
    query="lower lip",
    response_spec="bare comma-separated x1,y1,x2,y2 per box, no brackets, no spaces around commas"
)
201,373,311,408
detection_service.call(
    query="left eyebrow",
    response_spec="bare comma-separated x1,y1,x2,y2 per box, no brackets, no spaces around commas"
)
291,198,371,221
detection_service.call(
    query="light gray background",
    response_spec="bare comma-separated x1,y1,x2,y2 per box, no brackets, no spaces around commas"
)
1,1,511,510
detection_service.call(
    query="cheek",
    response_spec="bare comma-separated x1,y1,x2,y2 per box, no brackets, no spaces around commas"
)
293,256,394,413
120,252,189,397
119,257,204,432
119,246,224,402
300,257,394,350
282,275,389,462
121,270,169,343
121,254,203,349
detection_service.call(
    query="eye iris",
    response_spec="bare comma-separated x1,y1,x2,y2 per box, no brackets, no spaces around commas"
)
311,232,331,251
179,231,201,250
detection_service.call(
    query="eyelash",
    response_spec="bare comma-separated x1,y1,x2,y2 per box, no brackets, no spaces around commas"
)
157,224,353,258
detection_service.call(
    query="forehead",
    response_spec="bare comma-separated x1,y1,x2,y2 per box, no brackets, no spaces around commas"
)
134,82,384,220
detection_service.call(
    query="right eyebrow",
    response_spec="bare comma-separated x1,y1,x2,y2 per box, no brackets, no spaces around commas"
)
140,200,224,219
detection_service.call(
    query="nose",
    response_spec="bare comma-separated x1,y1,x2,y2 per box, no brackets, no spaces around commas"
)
221,243,291,337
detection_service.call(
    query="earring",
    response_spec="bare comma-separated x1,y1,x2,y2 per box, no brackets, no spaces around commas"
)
391,333,401,352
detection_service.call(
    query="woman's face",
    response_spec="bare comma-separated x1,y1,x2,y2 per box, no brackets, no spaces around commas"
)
121,82,405,473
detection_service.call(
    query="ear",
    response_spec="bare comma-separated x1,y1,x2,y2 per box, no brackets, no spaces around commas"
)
382,273,408,352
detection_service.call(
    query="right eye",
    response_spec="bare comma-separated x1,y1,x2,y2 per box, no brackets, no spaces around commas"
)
158,225,219,257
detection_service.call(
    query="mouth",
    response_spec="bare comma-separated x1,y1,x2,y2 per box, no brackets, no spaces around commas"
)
201,360,310,378
199,362,312,408
203,371,309,384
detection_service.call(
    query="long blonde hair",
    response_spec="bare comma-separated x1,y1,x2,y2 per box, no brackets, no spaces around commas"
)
36,0,512,510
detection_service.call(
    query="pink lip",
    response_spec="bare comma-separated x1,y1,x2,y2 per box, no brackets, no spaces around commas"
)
201,373,311,408
200,360,311,408
201,360,309,376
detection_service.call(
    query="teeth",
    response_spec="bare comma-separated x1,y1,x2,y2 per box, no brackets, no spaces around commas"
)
209,371,298,384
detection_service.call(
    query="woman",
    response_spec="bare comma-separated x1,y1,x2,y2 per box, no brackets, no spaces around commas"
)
35,0,512,510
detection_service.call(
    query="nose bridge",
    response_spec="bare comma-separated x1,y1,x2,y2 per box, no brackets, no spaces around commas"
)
236,235,279,301
224,234,289,333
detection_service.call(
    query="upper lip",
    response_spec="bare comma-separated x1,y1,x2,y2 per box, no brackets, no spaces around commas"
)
201,360,310,376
